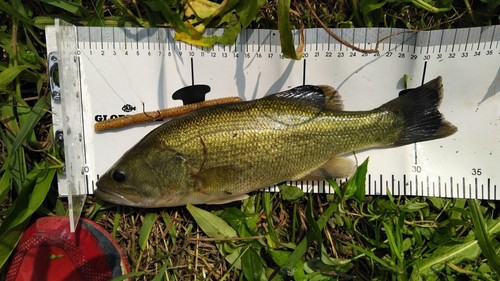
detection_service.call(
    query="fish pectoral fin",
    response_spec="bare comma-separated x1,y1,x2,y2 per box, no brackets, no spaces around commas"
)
205,194,249,205
297,156,356,181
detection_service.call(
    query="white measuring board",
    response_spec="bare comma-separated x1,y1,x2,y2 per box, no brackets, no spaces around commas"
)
46,24,500,200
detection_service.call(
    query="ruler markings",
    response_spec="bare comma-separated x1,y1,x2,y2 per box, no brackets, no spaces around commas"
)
257,29,261,52
166,29,171,51
400,31,405,52
378,176,382,195
302,59,306,85
408,177,412,196
154,28,158,51
457,28,464,52
444,178,447,198
438,176,441,198
427,177,431,197
352,28,356,51
340,28,344,51
268,30,272,52
426,30,431,54
494,180,497,201
88,27,92,50
112,27,115,50
51,26,500,199
489,182,495,200
327,29,331,51
417,176,421,196
410,31,417,54
373,175,377,195
391,175,395,196
476,27,484,51
482,26,490,50
463,177,467,199
388,27,393,51
464,28,471,51
443,177,451,198
417,31,424,55
438,29,444,53
302,29,309,50
147,28,150,50
442,29,451,52
495,25,499,48
365,28,369,51
476,178,479,199
488,178,491,200
124,28,128,50
368,174,372,195
452,29,458,52
404,174,408,196
419,176,423,196
412,175,416,196
315,28,318,51
450,177,454,198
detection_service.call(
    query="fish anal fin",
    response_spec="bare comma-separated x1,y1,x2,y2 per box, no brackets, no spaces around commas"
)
298,156,356,181
205,194,249,205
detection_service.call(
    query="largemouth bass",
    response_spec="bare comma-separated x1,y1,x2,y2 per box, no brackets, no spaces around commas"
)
95,77,456,207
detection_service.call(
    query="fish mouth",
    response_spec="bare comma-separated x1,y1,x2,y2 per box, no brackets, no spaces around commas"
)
93,185,142,207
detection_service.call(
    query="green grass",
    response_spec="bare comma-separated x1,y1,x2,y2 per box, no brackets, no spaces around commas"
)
1,0,499,280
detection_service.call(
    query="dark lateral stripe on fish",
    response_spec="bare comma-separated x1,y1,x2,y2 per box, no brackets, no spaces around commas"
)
382,76,457,146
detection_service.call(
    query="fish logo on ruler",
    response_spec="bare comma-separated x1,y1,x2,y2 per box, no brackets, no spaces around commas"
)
46,24,500,200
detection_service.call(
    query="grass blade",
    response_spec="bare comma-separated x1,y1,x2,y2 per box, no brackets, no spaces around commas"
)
9,95,49,162
139,212,157,251
343,158,369,201
39,0,88,17
109,271,146,281
283,201,337,274
151,262,168,281
144,0,188,33
0,221,30,269
186,204,237,239
0,65,30,89
277,0,304,59
410,233,481,280
279,184,304,201
468,199,500,274
0,169,12,203
242,246,263,281
0,165,55,234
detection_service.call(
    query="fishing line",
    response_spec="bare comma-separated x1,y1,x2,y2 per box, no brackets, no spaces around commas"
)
81,53,126,104
86,0,146,109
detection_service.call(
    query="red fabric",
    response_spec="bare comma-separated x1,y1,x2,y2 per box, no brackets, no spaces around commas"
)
6,216,128,281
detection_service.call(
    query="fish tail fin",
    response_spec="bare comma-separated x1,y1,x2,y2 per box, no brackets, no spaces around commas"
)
382,76,457,146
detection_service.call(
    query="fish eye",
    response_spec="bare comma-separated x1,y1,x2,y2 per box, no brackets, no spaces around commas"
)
112,169,127,183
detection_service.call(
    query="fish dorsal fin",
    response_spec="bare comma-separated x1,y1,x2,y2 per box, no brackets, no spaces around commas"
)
318,85,343,111
296,156,356,181
268,85,343,110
